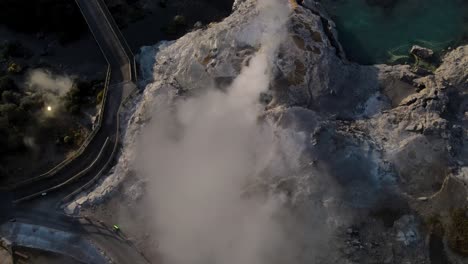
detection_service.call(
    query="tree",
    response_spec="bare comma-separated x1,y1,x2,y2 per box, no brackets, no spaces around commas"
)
20,94,44,112
0,76,18,93
63,135,72,145
7,62,22,74
0,103,29,126
2,90,21,104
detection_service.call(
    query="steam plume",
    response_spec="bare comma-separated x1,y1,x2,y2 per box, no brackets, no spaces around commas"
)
26,69,74,97
135,1,318,263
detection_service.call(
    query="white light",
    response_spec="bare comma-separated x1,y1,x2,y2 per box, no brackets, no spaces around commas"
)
47,106,52,111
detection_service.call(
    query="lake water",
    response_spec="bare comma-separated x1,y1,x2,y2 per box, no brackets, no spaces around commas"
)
321,0,468,64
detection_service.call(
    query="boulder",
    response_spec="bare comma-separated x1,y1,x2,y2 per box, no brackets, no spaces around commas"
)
410,45,434,59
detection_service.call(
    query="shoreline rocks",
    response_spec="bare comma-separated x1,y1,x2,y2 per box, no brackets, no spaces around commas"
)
410,45,434,59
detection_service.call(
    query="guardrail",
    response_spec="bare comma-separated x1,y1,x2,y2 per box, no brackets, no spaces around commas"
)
95,0,137,82
11,0,139,203
14,138,111,203
59,84,139,207
10,0,138,190
56,0,140,205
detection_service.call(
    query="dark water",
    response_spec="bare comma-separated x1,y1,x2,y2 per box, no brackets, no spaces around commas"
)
321,0,468,64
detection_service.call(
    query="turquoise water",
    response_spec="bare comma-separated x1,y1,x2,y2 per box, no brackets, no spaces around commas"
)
321,0,468,64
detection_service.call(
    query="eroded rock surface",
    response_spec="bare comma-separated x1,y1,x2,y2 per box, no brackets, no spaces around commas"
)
72,0,468,263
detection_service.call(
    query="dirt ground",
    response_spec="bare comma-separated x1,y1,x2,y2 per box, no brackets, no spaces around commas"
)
0,247,12,264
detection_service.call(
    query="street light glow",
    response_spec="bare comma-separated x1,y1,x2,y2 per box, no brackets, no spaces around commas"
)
47,106,52,111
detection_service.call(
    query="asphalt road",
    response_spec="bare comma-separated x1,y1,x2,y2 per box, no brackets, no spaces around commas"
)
1,209,149,264
9,0,134,203
0,0,146,263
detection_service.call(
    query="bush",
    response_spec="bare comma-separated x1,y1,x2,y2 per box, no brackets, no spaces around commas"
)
0,76,18,93
96,89,104,104
0,103,29,126
7,62,22,74
64,80,103,113
173,15,186,26
63,135,72,145
20,94,44,112
64,85,81,115
2,90,21,104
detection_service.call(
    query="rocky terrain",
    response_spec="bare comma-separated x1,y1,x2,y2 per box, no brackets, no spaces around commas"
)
71,0,467,263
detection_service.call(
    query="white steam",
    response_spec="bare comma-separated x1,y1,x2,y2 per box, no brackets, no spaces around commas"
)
26,69,74,97
137,1,298,264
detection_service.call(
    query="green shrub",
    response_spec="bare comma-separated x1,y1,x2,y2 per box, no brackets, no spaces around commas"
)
96,89,104,104
63,135,72,145
174,15,186,26
7,62,22,74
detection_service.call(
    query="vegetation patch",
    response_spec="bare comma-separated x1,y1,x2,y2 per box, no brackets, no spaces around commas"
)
0,69,104,185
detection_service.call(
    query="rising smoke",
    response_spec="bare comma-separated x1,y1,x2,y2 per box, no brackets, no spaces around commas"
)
136,0,336,263
26,69,74,97
26,69,75,113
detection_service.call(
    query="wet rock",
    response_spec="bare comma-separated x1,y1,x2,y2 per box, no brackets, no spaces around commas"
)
410,45,434,59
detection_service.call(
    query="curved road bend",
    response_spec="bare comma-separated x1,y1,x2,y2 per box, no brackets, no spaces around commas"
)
9,0,135,203
0,209,148,264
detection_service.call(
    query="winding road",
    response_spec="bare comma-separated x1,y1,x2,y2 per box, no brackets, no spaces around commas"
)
9,0,135,204
0,0,147,263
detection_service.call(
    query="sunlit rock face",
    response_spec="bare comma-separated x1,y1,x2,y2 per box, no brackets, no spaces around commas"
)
141,0,380,119
75,0,467,263
131,0,391,209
